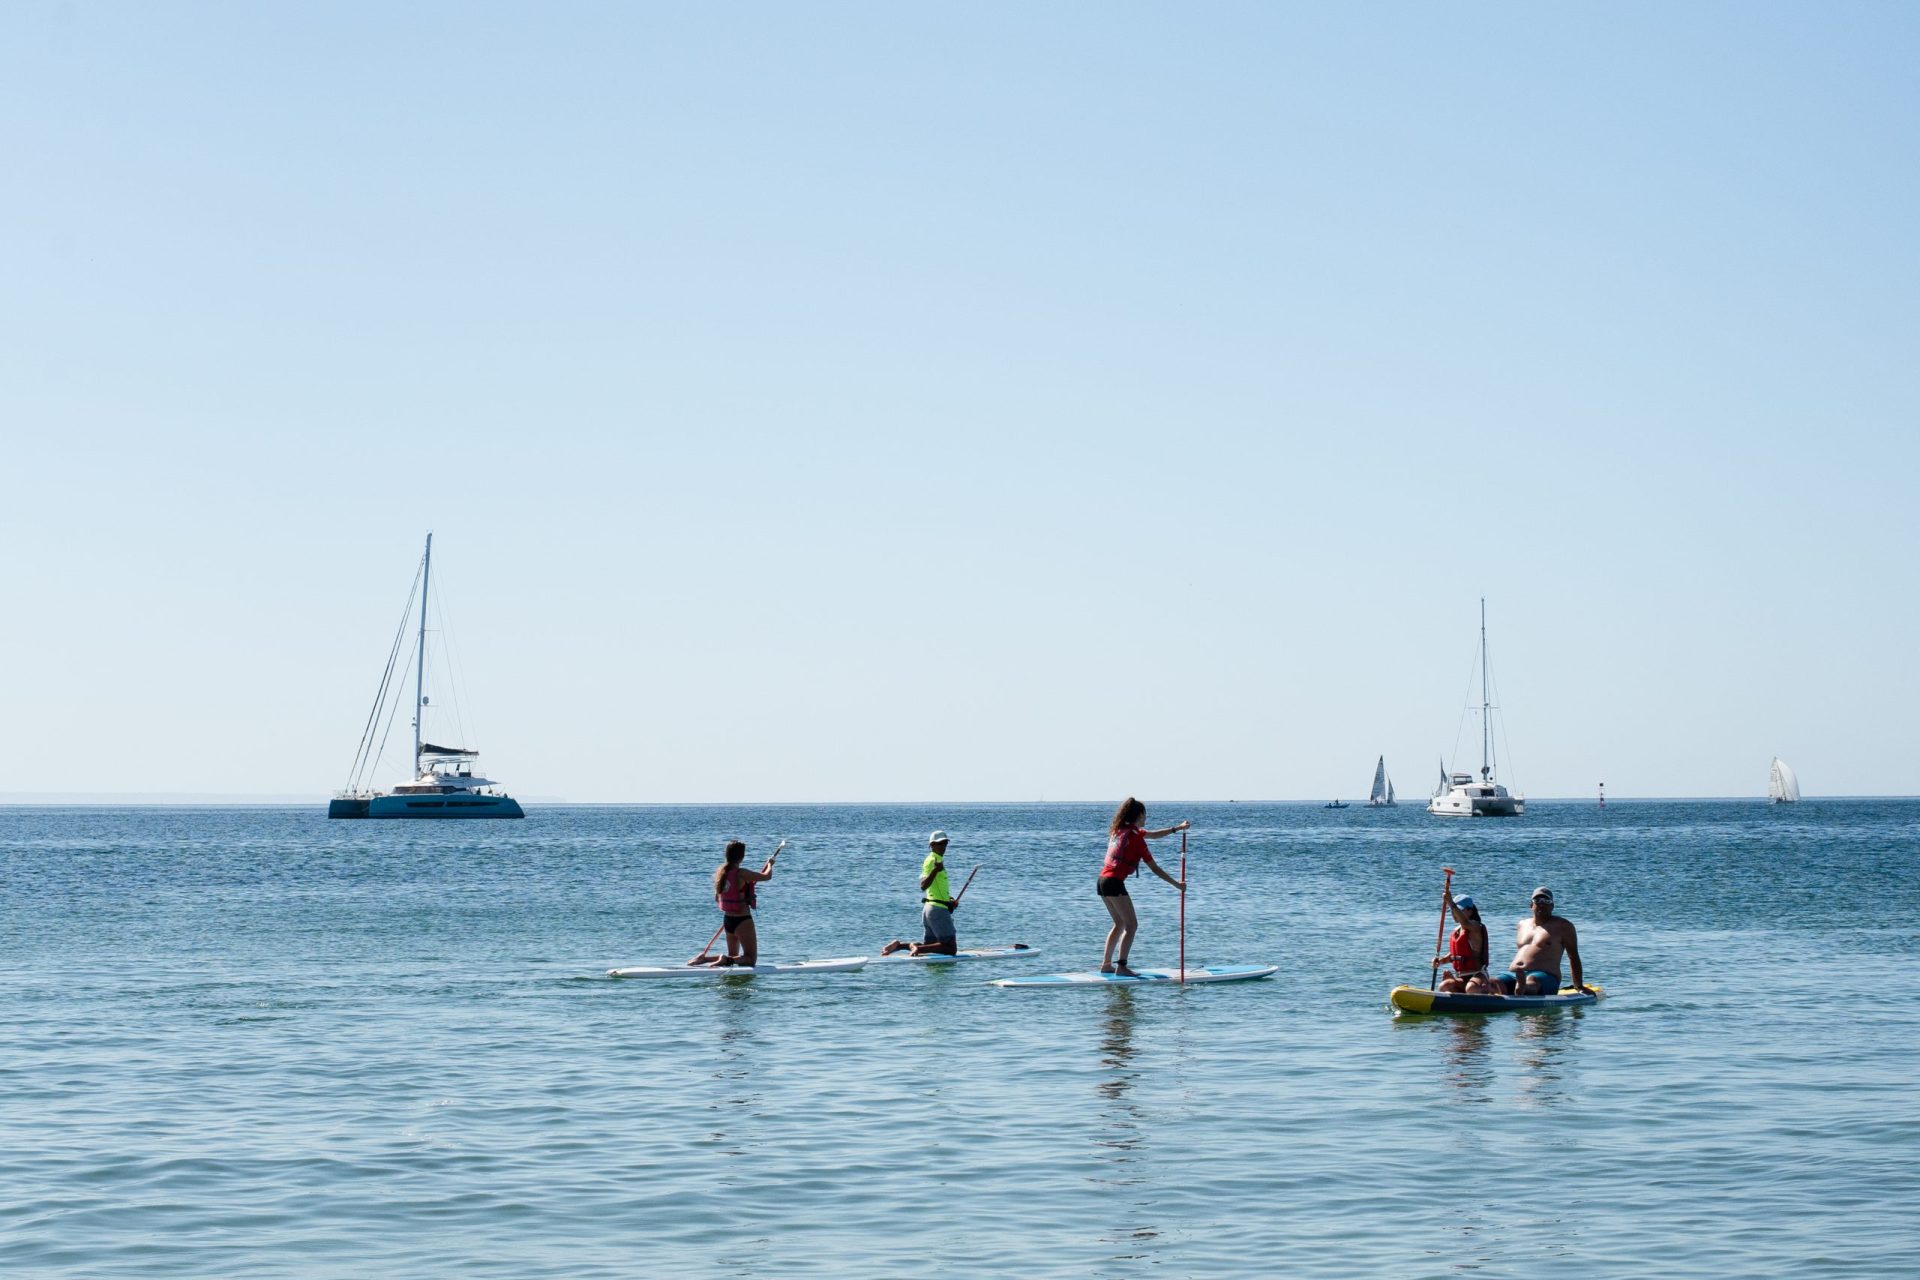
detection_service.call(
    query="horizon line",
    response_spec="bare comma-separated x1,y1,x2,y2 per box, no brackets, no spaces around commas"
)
0,794,1910,807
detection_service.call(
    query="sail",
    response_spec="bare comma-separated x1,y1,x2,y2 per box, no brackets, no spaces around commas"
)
1369,757,1387,804
421,741,477,758
1769,757,1800,803
1435,758,1449,798
1387,778,1395,804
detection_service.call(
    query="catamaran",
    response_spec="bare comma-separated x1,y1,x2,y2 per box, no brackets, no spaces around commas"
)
1768,757,1800,804
1367,756,1396,807
1429,600,1524,818
328,534,525,820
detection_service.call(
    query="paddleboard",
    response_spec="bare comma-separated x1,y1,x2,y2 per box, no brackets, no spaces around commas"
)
992,964,1277,988
608,956,868,979
871,943,1041,965
1389,982,1604,1014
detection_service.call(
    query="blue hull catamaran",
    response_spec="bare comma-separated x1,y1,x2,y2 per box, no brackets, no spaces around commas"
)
328,534,525,820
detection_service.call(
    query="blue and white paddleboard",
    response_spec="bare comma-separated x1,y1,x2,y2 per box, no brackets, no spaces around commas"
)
993,964,1277,988
871,943,1041,965
607,956,868,979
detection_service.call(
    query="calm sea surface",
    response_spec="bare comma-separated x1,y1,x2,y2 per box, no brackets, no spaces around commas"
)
3,800,1917,1277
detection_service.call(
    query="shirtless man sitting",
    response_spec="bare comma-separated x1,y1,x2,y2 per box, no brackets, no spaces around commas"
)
1493,887,1591,996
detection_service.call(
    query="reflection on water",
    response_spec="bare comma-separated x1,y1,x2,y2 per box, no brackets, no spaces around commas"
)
707,986,759,1160
1089,988,1160,1267
1097,987,1140,1103
1440,1017,1493,1101
1512,1008,1585,1108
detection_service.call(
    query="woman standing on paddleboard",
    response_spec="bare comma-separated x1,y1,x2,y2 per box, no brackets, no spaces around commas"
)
1098,798,1187,976
694,840,776,968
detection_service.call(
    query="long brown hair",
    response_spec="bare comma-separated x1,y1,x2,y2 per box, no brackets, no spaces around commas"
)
1110,797,1146,834
713,839,747,896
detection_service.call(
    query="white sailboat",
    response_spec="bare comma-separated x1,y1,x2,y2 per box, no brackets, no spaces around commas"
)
1367,756,1396,807
1768,757,1801,804
1429,599,1525,818
328,535,525,820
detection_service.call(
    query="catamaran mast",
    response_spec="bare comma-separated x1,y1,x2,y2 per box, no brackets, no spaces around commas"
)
1479,597,1491,780
413,532,432,777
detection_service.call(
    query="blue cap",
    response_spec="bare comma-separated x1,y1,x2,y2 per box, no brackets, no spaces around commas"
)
1451,895,1477,913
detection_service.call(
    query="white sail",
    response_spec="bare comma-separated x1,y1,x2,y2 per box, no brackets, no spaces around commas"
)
1387,778,1395,805
1769,757,1800,804
1369,757,1387,804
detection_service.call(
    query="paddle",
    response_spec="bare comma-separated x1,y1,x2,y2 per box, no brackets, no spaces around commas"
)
689,838,786,964
949,864,981,908
1429,865,1455,990
1179,828,1188,984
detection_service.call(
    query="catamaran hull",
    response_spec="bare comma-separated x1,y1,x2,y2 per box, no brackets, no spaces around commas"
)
355,794,525,819
1427,795,1525,817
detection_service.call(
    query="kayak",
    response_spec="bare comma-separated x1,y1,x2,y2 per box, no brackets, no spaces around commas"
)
608,956,868,979
993,964,1277,989
1389,982,1605,1014
871,943,1041,965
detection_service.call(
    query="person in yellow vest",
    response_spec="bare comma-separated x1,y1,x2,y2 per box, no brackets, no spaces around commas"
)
878,830,960,957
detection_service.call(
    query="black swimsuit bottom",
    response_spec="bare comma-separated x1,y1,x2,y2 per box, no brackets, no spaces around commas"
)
1096,875,1129,897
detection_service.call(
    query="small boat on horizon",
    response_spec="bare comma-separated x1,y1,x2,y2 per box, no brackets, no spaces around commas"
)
1367,756,1396,807
1429,599,1524,818
1768,757,1801,804
328,534,525,820
1324,800,1349,810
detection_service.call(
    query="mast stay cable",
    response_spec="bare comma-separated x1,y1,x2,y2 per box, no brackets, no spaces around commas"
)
344,563,423,794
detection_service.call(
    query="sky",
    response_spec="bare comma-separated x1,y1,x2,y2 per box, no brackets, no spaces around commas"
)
3,3,1916,802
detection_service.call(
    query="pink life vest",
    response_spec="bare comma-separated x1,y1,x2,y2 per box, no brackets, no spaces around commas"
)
716,867,756,915
1100,827,1153,879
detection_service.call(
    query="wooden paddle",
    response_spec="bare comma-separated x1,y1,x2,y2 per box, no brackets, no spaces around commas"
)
1429,865,1455,990
689,838,786,964
949,864,981,907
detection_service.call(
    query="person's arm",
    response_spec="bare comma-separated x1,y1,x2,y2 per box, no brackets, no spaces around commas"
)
920,859,943,892
1146,858,1185,891
1564,922,1586,992
743,863,774,883
1142,820,1191,840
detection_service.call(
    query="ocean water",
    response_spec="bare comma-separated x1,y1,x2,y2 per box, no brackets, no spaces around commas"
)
2,799,1917,1277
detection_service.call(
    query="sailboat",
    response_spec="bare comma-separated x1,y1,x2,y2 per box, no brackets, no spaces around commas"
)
1367,756,1396,807
1768,757,1801,804
328,535,526,820
1428,599,1525,818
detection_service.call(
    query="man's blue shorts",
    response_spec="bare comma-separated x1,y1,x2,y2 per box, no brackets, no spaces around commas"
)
1496,969,1562,994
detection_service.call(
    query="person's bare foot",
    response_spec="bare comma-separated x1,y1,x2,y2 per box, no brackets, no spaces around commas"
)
1113,963,1139,978
880,941,908,956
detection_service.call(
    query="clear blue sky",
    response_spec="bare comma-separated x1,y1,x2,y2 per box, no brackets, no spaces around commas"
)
4,3,1915,801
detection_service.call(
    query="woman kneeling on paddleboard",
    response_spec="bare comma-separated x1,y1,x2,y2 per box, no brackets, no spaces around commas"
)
1434,895,1498,995
693,840,776,968
1098,798,1187,977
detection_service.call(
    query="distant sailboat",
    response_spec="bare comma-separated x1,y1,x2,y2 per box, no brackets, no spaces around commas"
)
1367,756,1396,807
328,534,525,820
1768,757,1801,804
1429,599,1525,818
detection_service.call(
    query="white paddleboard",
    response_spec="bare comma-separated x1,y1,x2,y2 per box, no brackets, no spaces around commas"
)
607,956,869,979
992,964,1277,988
870,943,1041,965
